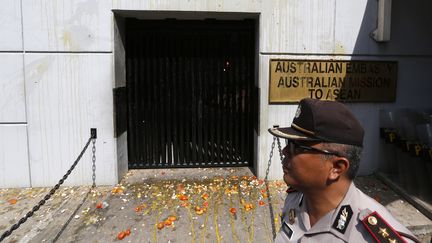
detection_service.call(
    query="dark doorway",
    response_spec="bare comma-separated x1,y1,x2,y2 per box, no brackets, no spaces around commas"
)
126,19,256,168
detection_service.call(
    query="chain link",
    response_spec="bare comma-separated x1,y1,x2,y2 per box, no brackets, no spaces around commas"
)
92,139,96,188
276,137,284,162
264,132,287,240
0,136,94,242
265,137,276,181
264,136,277,239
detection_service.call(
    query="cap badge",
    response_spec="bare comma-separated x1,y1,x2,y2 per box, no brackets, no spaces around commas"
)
295,105,301,118
332,205,353,234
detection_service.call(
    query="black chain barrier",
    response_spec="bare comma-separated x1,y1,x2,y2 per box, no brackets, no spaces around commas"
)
264,125,284,240
0,128,97,242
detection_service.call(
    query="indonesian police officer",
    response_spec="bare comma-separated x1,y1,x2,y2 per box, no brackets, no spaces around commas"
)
269,98,419,243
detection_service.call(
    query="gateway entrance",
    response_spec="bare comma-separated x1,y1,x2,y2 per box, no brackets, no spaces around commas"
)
126,19,256,168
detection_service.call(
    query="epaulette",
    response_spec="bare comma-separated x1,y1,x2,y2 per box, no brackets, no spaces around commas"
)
360,210,408,243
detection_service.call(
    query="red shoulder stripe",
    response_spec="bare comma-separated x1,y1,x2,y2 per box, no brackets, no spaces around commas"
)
360,211,408,243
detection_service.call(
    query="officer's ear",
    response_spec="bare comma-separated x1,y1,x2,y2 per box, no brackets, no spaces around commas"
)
328,157,350,180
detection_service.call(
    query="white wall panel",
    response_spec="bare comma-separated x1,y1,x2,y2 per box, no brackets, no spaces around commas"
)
22,0,113,52
0,0,22,51
260,0,336,54
112,0,261,12
0,125,30,188
0,54,26,122
334,0,370,54
25,54,116,187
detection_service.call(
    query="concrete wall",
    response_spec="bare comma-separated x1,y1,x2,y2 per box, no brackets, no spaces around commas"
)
0,0,117,187
0,0,29,188
1,0,431,187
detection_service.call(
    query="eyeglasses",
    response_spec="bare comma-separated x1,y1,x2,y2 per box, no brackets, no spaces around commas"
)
286,140,341,157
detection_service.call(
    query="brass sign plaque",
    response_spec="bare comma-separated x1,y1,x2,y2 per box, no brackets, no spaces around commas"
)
269,59,398,103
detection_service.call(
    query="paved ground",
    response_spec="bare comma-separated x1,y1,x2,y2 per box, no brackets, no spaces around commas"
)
1,168,431,243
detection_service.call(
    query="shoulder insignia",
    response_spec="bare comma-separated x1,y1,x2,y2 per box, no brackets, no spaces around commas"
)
332,205,353,234
360,211,407,243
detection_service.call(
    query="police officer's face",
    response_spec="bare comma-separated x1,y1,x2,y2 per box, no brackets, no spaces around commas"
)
281,141,333,189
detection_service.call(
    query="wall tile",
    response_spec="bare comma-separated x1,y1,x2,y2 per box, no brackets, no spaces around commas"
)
25,53,116,186
112,0,261,12
0,0,22,51
0,54,26,122
260,0,336,54
22,0,113,52
0,125,30,188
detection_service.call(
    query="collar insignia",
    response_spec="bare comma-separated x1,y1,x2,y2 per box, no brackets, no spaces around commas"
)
332,205,353,234
288,209,296,224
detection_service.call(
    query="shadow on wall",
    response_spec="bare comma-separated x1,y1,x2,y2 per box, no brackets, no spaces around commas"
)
348,0,432,207
336,0,382,177
352,0,432,56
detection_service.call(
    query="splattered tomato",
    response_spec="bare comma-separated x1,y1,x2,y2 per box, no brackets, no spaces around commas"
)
157,222,164,230
244,203,254,211
8,199,17,205
117,231,126,240
168,215,177,221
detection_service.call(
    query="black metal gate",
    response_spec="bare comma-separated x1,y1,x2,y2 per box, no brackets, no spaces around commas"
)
126,19,256,168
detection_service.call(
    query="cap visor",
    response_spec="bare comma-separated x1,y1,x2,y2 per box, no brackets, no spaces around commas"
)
268,127,320,141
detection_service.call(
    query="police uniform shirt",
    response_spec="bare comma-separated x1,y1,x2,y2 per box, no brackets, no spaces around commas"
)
274,183,416,243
